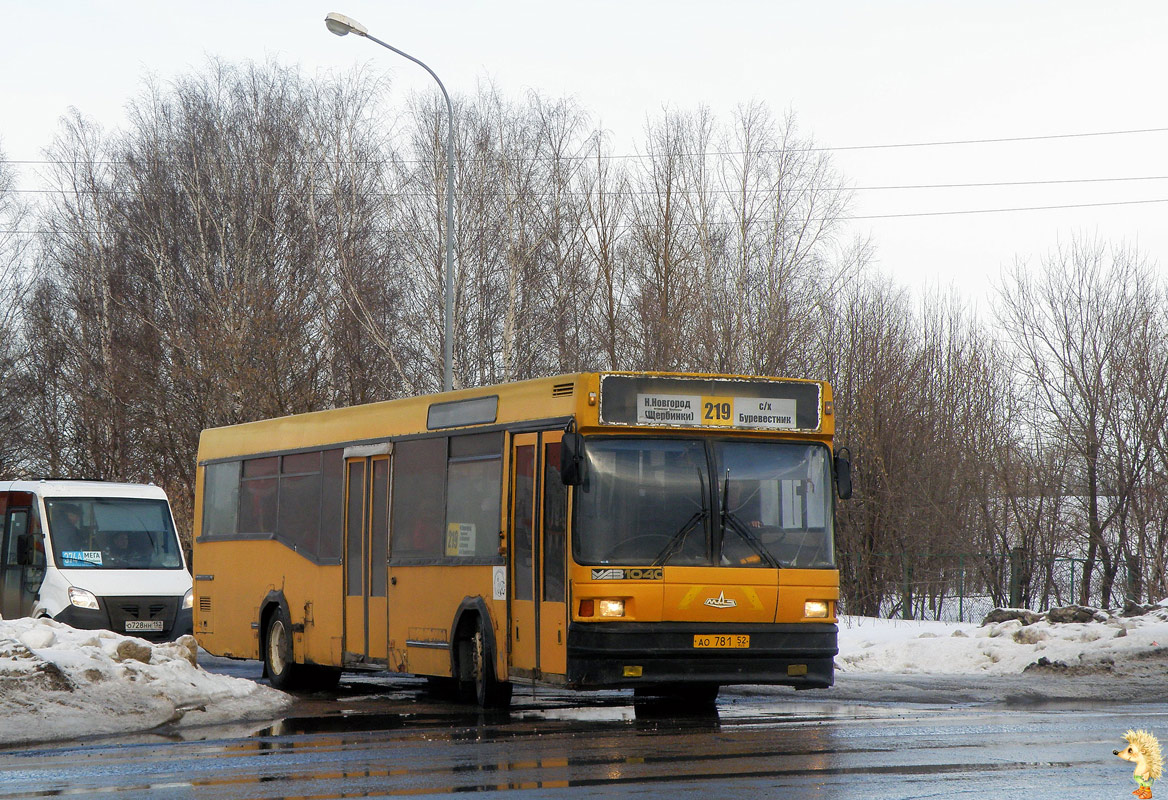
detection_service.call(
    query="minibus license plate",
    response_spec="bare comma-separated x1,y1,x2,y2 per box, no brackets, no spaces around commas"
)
693,634,749,649
126,620,164,632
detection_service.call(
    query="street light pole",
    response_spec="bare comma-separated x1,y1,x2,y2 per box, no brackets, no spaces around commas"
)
325,12,456,393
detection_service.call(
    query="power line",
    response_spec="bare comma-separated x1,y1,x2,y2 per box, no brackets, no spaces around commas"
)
853,175,1168,191
9,174,1168,199
848,197,1168,220
4,125,1168,169
806,126,1168,153
4,196,1165,237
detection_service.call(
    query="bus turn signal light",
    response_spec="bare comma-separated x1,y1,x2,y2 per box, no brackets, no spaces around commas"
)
804,600,829,618
579,599,594,617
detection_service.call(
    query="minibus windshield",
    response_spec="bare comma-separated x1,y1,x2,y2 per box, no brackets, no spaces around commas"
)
45,498,184,570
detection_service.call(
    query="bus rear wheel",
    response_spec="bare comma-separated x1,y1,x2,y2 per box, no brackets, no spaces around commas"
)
464,620,511,709
263,606,341,692
264,607,300,690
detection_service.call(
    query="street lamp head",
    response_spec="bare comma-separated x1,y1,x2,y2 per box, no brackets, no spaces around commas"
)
324,12,368,37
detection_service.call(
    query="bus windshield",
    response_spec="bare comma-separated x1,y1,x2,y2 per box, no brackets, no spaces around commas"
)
45,498,185,570
573,438,834,569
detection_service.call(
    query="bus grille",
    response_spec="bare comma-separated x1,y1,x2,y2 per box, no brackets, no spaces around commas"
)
552,382,574,397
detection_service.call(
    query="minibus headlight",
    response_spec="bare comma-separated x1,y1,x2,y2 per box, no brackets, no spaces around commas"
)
598,599,625,618
182,589,194,610
804,600,829,619
68,587,100,611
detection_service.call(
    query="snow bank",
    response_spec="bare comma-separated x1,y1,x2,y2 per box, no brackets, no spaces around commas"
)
837,608,1168,675
0,617,291,745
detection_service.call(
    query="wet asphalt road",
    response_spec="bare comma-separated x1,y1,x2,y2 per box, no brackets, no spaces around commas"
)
0,658,1162,799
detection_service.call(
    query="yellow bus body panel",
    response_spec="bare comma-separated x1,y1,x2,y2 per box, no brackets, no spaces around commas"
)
195,540,343,665
387,564,506,679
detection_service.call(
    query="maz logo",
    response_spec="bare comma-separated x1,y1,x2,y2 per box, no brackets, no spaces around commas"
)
703,591,737,609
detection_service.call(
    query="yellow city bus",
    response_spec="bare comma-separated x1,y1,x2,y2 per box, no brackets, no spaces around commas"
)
193,372,850,706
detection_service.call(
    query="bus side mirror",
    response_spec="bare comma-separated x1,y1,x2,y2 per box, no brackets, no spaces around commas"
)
834,453,852,500
560,433,587,486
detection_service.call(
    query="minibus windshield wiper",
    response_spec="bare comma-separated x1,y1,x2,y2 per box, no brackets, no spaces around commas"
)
718,470,780,569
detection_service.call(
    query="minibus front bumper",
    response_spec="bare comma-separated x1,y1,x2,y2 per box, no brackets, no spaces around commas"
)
566,621,837,689
54,596,193,643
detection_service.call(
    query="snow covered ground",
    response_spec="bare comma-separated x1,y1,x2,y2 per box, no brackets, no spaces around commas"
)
0,617,290,746
5,605,1168,748
837,606,1168,675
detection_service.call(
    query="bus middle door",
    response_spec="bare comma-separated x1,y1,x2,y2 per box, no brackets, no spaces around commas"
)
343,448,391,667
509,432,568,681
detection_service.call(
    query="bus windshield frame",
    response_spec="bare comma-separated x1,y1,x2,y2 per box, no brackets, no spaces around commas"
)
572,436,835,569
44,497,185,570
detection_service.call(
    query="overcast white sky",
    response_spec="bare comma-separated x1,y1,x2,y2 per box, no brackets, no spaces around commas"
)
3,1,1167,308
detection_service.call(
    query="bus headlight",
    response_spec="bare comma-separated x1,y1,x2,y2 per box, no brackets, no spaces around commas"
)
804,600,829,619
182,589,194,610
598,599,625,618
68,587,100,611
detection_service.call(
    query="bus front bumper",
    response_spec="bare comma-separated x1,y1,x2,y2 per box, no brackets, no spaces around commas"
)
566,621,837,689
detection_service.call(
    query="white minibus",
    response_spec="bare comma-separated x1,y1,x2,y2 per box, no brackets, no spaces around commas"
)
0,480,193,640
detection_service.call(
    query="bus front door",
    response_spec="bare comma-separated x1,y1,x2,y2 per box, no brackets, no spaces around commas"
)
509,432,568,680
343,454,390,666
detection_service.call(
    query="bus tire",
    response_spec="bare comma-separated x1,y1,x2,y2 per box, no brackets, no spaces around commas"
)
470,620,511,709
264,605,305,692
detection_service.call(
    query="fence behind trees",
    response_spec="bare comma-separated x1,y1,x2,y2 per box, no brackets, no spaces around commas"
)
840,549,1150,623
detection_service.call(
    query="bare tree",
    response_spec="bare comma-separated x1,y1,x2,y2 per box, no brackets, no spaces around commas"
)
996,237,1156,606
0,144,32,475
578,129,631,370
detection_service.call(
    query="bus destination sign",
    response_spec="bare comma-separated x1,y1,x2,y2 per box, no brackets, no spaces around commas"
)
600,375,821,431
637,393,797,430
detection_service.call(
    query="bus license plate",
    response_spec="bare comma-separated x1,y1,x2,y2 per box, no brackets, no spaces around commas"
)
693,634,749,649
125,620,164,632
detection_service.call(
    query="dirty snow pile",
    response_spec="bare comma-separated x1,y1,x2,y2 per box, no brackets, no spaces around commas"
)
837,604,1168,675
0,617,291,745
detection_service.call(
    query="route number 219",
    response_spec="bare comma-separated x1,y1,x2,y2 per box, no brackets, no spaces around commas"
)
703,401,731,422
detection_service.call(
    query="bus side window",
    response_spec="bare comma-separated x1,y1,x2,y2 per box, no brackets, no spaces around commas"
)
444,433,503,560
390,437,448,560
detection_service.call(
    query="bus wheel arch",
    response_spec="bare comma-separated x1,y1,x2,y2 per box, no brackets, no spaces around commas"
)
450,598,512,708
259,593,340,693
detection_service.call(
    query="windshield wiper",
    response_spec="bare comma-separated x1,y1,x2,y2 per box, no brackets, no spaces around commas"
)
653,508,709,566
719,469,780,568
653,466,709,566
